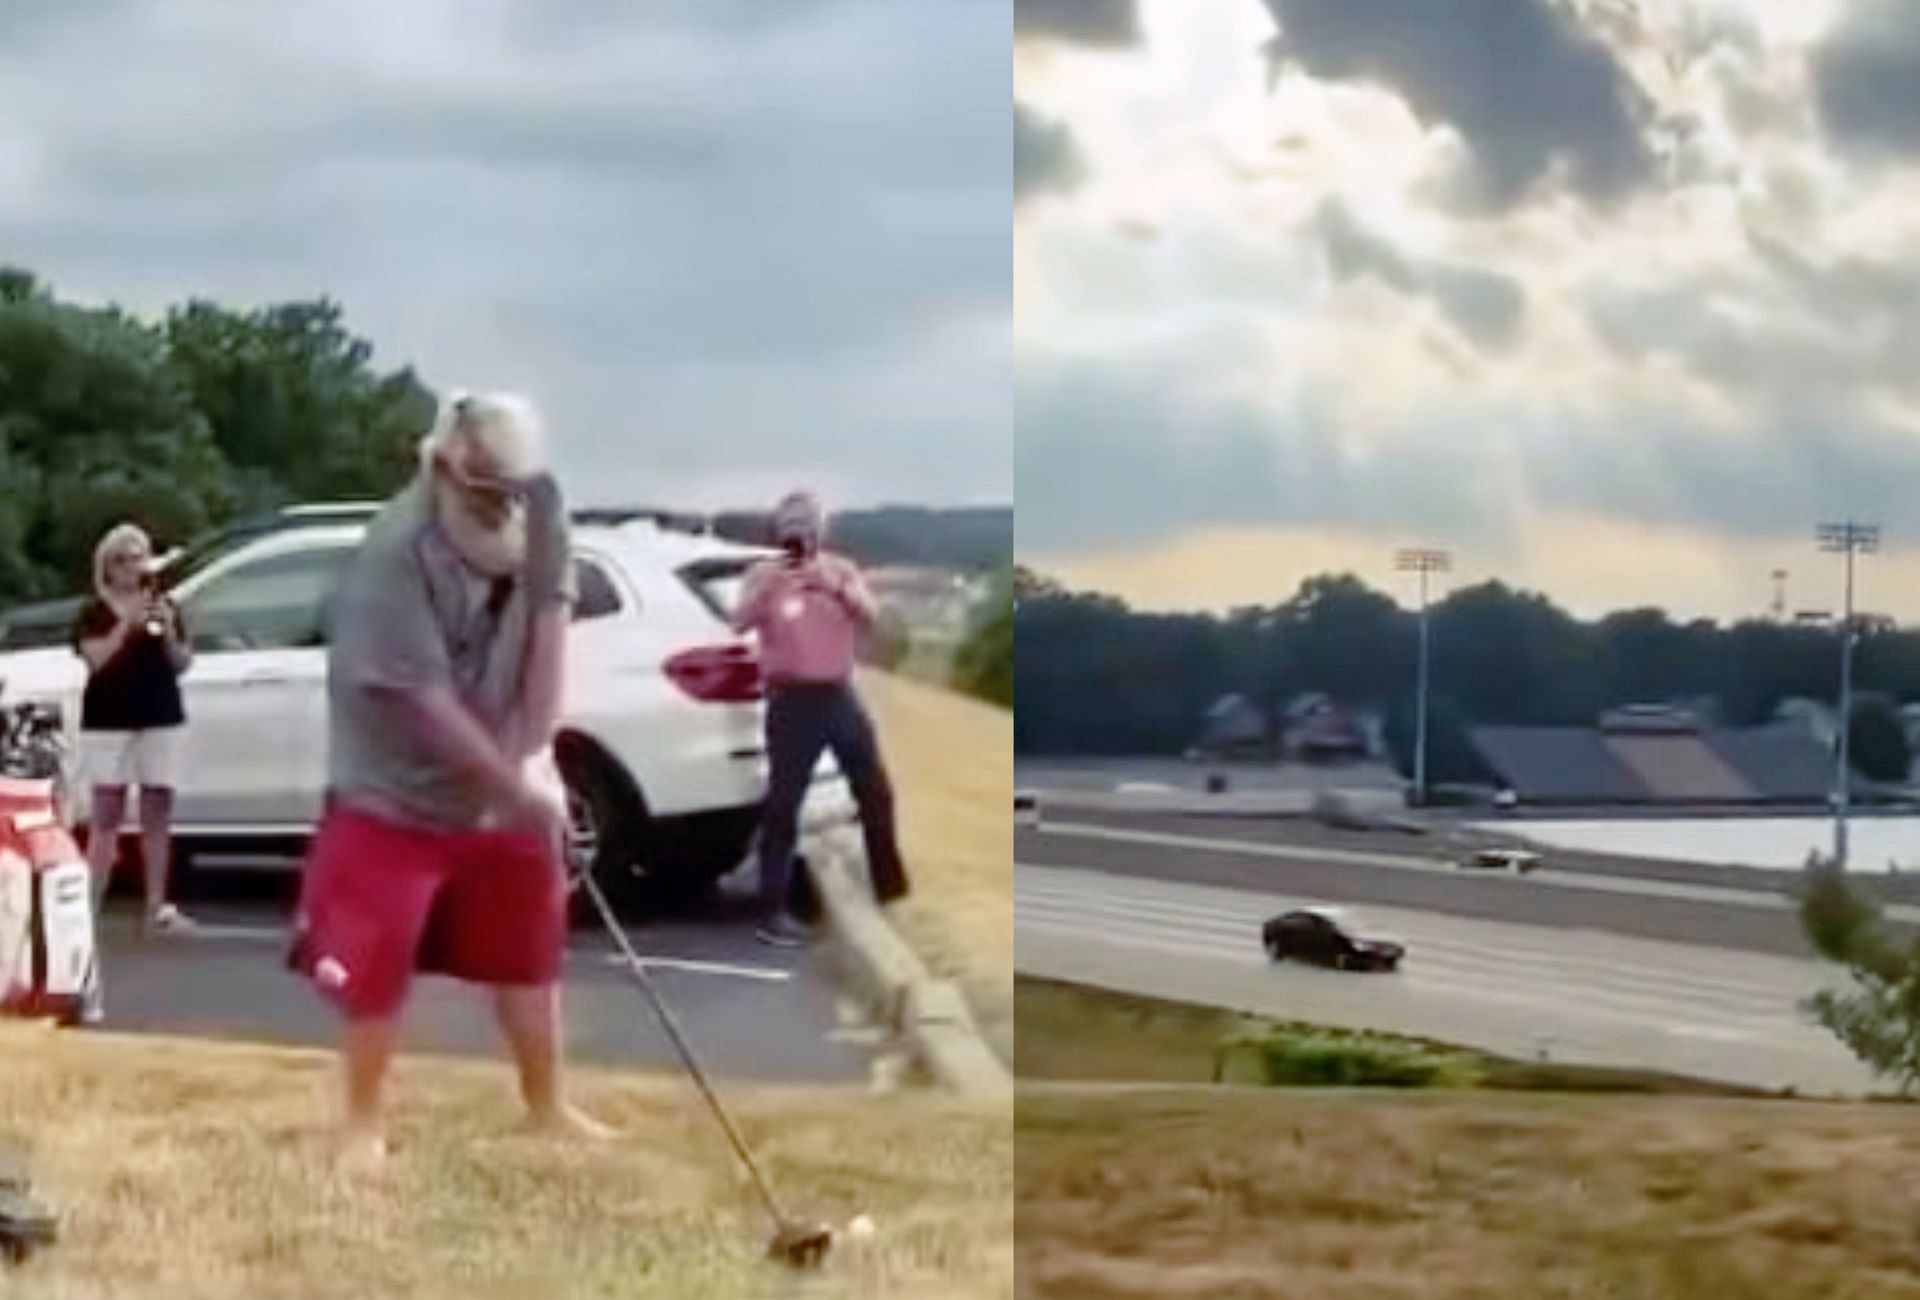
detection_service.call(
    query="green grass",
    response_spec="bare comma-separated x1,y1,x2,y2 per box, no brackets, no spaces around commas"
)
1016,977,1776,1097
1013,981,1917,1298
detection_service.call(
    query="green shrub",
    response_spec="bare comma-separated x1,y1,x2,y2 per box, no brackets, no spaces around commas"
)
1216,1028,1481,1089
952,573,1011,708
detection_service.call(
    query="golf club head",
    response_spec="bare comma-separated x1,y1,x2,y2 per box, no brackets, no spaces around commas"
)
768,1219,833,1269
0,1190,57,1266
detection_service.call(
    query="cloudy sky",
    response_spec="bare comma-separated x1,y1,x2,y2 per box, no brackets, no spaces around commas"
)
1017,0,1920,623
0,0,1009,513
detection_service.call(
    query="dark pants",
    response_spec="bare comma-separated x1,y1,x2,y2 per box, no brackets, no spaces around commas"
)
758,681,909,918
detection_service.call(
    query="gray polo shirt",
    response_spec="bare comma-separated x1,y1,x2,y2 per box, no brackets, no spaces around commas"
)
326,472,575,830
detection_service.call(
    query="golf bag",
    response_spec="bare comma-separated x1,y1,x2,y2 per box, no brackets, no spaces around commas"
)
0,701,95,1024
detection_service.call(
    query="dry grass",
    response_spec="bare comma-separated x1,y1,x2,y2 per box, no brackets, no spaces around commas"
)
859,670,1012,1056
1018,1087,1920,1300
1,1022,1012,1300
1016,978,1258,1084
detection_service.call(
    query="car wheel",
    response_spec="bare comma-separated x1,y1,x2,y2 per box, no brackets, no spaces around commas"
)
554,737,647,921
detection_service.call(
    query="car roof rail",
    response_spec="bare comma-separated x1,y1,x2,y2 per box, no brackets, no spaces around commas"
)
278,501,384,517
570,507,711,535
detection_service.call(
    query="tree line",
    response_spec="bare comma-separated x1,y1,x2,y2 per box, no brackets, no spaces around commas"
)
0,267,1012,588
0,267,431,604
1015,569,1919,778
0,266,1014,707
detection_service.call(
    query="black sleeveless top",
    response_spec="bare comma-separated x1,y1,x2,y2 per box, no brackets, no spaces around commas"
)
72,598,187,731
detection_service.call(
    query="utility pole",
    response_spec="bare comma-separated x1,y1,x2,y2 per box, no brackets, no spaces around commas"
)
1395,548,1452,807
1816,522,1879,871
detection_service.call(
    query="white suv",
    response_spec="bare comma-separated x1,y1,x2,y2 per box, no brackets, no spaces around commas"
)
0,515,851,905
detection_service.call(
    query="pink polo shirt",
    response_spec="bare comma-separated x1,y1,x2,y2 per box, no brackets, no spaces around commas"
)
732,555,877,685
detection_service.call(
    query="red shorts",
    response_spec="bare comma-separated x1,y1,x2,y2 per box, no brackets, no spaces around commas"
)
289,805,566,1020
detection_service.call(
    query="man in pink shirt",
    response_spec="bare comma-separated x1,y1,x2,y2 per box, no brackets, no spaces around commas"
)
733,491,909,947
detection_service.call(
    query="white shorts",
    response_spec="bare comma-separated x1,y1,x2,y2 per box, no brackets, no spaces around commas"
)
77,727,183,791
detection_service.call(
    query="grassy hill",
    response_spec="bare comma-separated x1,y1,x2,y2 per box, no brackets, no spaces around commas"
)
1014,980,1920,1300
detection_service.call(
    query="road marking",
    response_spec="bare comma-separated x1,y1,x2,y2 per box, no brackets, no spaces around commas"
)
108,919,794,983
598,953,791,982
1016,872,1805,1001
1018,863,1846,1035
1017,907,1796,1028
1016,892,1803,1018
135,922,286,944
1019,915,1784,1042
1016,863,1872,1092
1030,819,1920,922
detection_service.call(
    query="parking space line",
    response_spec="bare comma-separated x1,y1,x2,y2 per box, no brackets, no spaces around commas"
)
594,953,791,982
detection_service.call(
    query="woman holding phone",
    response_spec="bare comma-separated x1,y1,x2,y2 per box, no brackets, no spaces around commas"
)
72,522,195,940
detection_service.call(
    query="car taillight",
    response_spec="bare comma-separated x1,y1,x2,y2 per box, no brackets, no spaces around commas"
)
664,644,764,703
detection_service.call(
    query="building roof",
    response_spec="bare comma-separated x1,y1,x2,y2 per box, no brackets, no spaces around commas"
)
1471,722,1836,804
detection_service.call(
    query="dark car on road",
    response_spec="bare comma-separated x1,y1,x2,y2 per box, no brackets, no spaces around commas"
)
1458,847,1542,874
1262,907,1404,972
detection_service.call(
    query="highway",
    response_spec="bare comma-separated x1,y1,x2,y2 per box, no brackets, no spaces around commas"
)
1017,831,1882,1095
1015,816,1920,957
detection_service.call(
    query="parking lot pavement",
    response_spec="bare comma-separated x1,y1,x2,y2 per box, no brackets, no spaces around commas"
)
83,864,877,1084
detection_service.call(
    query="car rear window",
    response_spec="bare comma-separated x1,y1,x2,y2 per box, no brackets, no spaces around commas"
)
574,557,624,622
0,600,82,651
677,556,757,624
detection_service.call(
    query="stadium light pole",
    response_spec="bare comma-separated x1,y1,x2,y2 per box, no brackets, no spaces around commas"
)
1816,522,1880,872
1396,548,1452,807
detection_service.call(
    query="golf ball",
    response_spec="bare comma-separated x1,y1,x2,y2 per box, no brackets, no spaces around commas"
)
847,1214,876,1240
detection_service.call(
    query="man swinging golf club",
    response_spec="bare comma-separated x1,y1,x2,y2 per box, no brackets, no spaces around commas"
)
289,391,612,1172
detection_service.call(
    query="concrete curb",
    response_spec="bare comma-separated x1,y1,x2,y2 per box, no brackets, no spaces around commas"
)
809,832,1011,1101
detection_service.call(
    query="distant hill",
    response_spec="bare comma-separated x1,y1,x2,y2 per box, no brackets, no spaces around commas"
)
710,505,1012,573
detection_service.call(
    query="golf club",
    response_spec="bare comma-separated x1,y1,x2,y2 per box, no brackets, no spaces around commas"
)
571,860,835,1270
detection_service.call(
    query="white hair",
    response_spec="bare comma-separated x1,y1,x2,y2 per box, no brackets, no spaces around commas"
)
92,522,153,598
773,490,824,544
419,391,548,479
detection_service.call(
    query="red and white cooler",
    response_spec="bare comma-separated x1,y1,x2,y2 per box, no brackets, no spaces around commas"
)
0,776,95,1023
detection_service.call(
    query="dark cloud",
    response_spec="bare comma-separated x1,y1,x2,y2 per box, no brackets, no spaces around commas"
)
1258,0,1654,208
1312,200,1525,348
1813,0,1920,158
0,0,1011,507
1315,200,1419,292
1017,340,1920,561
1014,0,1139,47
1427,267,1525,348
1517,395,1920,544
1016,102,1084,204
1587,237,1920,406
1015,342,1514,555
499,0,851,46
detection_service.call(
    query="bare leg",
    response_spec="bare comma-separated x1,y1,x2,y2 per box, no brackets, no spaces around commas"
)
493,984,616,1139
87,785,127,916
80,785,127,1022
138,786,180,922
338,1016,401,1173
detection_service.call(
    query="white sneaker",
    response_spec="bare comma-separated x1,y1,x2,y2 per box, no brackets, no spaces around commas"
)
145,904,198,936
